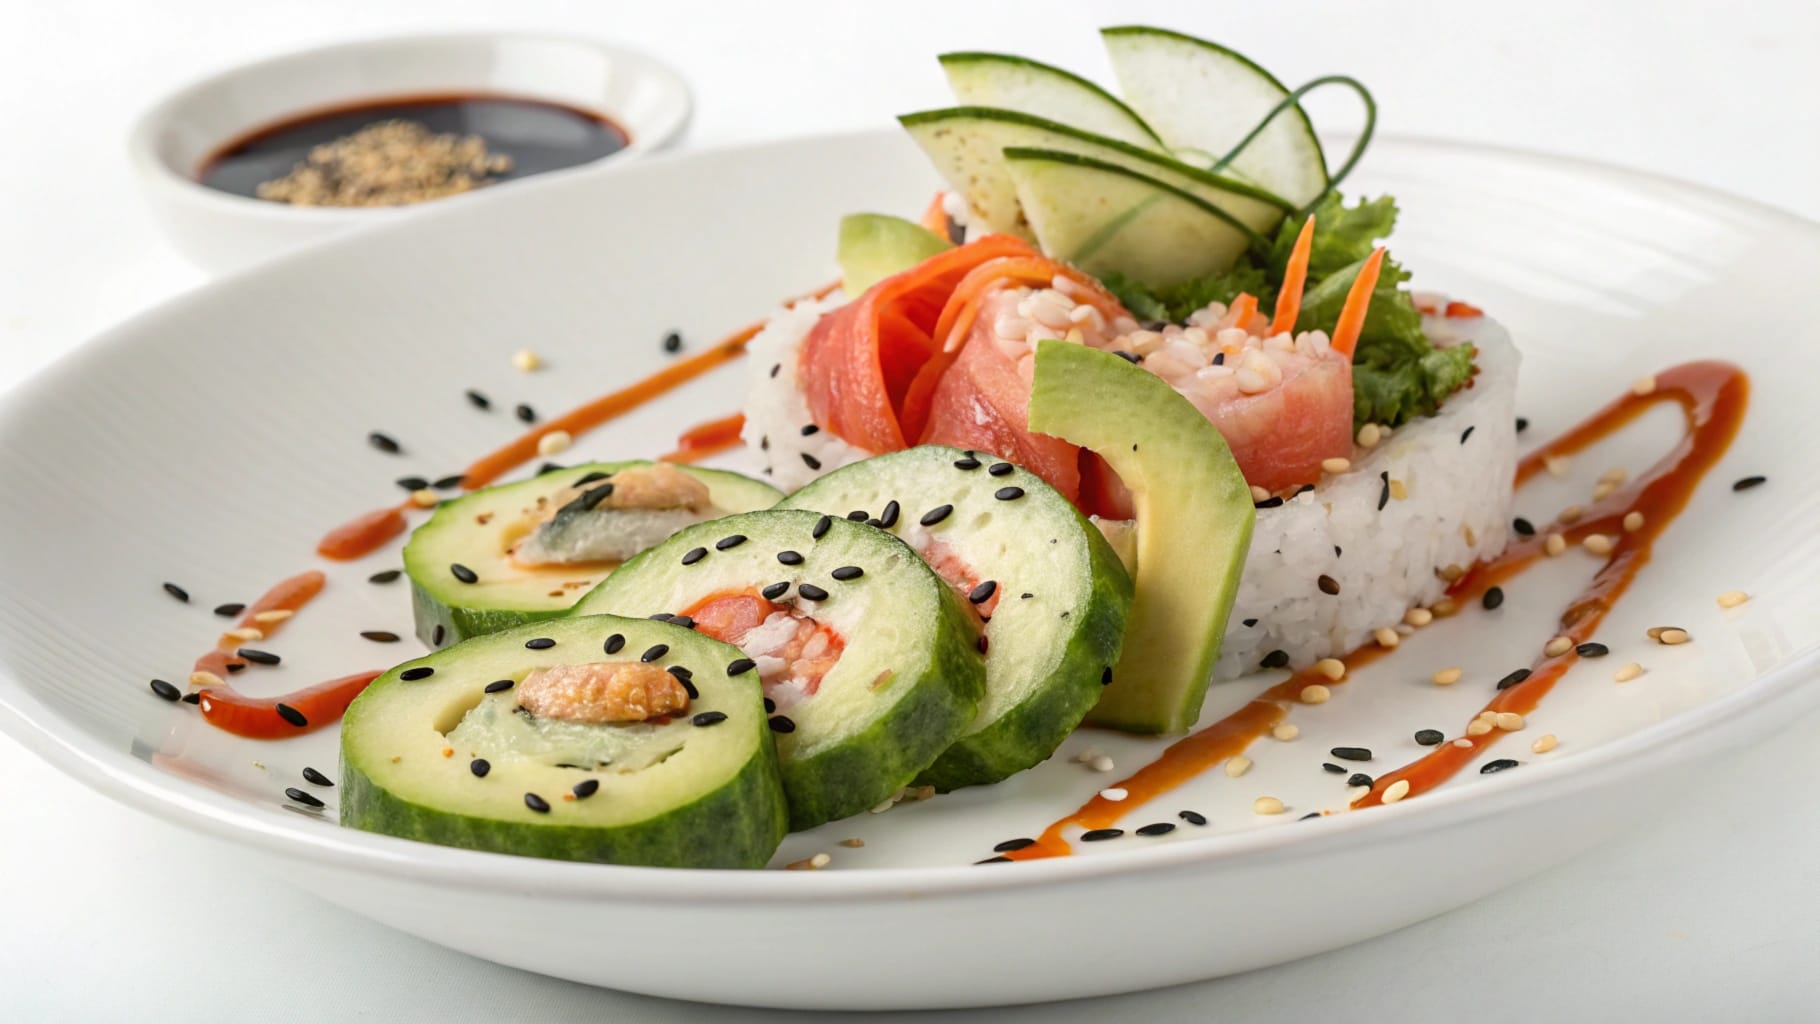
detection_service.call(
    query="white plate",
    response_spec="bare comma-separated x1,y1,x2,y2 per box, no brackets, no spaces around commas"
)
1,132,1817,1011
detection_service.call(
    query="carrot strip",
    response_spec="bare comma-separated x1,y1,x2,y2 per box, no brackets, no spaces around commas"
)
662,412,746,463
1270,215,1317,336
1331,247,1386,359
1227,293,1259,332
919,193,950,234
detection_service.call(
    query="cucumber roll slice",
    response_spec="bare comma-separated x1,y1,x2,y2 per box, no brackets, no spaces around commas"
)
404,462,782,648
340,615,787,868
778,446,1132,790
572,509,985,830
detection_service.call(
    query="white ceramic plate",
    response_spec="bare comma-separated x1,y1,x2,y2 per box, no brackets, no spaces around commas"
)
2,132,1817,1011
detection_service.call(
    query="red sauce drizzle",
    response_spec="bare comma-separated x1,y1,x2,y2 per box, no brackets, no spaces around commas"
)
317,502,411,561
189,571,383,738
663,412,747,463
1009,360,1747,859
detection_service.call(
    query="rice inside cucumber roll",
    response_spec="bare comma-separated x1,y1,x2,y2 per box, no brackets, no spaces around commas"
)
339,615,787,868
572,509,985,830
404,462,781,648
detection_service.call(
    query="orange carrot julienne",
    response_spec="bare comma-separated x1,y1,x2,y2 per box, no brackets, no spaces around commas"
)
1227,292,1259,332
1331,247,1386,359
1271,215,1317,336
919,192,949,234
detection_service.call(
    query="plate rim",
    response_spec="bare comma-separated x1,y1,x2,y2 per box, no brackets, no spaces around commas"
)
3,129,1818,901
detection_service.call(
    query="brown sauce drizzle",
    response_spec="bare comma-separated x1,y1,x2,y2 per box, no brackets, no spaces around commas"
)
1008,360,1748,860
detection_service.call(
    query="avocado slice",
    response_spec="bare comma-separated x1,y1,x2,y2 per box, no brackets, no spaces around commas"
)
837,213,952,297
1027,340,1254,733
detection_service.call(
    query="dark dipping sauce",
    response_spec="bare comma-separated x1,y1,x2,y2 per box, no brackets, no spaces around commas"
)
197,93,629,200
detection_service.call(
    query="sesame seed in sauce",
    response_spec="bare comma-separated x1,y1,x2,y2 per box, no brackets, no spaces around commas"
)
994,837,1037,852
1495,712,1526,731
275,703,308,727
1389,479,1408,501
1253,797,1286,815
367,431,402,455
1544,533,1567,556
1574,642,1609,658
399,666,434,681
1101,786,1130,800
368,569,402,584
1630,375,1657,396
450,563,479,584
190,670,225,688
797,583,830,602
1313,658,1345,681
1242,618,1258,628
237,648,281,666
1480,759,1520,774
761,582,791,600
1452,738,1473,749
846,510,868,522
285,787,325,809
1179,810,1208,826
149,679,181,702
692,711,728,727
1375,627,1400,649
1497,668,1531,690
525,793,551,813
1732,475,1767,492
1545,636,1573,657
1382,780,1411,803
1081,828,1124,842
1583,534,1616,555
1543,454,1570,478
1717,590,1750,609
1404,607,1434,627
974,856,1012,865
1465,720,1494,737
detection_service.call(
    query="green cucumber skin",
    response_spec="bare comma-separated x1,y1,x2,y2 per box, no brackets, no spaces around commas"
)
779,586,983,830
339,730,788,869
915,525,1132,791
409,579,564,649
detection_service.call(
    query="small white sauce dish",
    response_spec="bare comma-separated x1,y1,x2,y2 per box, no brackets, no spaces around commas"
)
128,32,691,274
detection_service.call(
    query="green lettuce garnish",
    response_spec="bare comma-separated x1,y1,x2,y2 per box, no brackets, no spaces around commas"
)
1101,264,1269,324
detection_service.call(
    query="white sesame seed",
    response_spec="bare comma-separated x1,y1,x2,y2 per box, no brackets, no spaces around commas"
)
1272,723,1300,741
1631,375,1657,396
537,430,572,456
409,488,440,508
1299,683,1332,705
1614,662,1644,683
251,609,293,625
1477,710,1500,721
1658,628,1691,646
1405,607,1434,627
1321,457,1351,475
1224,757,1252,778
1356,423,1382,449
1375,627,1400,649
1389,479,1409,501
1583,534,1615,555
224,627,263,642
1622,511,1645,532
1717,590,1750,609
512,349,543,372
1382,780,1411,803
1531,734,1558,753
1591,480,1619,501
1495,712,1526,731
1545,635,1574,657
1558,504,1585,524
188,671,225,688
1432,667,1463,686
839,837,865,848
1099,787,1129,801
1545,533,1567,556
1088,755,1115,773
1466,720,1494,737
1432,597,1457,616
1250,485,1272,503
1544,454,1571,478
1452,738,1474,749
785,852,831,870
1072,747,1101,764
1314,658,1346,681
1253,796,1286,815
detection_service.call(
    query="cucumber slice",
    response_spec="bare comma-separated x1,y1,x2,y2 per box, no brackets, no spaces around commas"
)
340,615,787,868
838,213,952,298
1101,26,1329,207
778,446,1132,790
572,509,985,829
938,51,1164,151
1028,341,1255,733
900,107,1291,240
1002,148,1267,289
404,462,782,649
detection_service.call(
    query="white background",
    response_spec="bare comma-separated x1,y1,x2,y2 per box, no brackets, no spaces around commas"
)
3,2,1818,1020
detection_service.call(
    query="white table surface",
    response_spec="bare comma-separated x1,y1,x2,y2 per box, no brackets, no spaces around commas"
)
3,2,1818,1019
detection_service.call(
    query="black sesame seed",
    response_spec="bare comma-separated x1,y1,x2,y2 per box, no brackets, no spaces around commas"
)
224,662,245,673
1211,351,1225,366
1497,668,1532,690
1414,729,1445,746
801,452,823,471
179,691,200,705
976,634,989,655
465,388,492,411
954,456,981,470
993,837,1036,852
1254,496,1284,509
878,500,901,529
1331,746,1372,762
573,779,601,799
760,436,770,451
368,569,401,584
367,431,402,454
1460,425,1476,444
1480,758,1521,774
1260,649,1290,669
716,534,748,551
484,679,515,694
450,563,479,584
1516,417,1529,433
1135,822,1176,837
1576,642,1609,658
1322,762,1345,774
525,793,551,813
301,766,334,787
604,633,626,654
433,474,466,490
1242,618,1259,628
777,550,804,566
969,580,998,604
572,471,611,487
395,475,429,492
515,404,537,424
1482,586,1505,610
1101,666,1113,686
470,758,491,777
763,697,776,713
761,582,791,601
1080,828,1123,842
211,604,246,620
1179,810,1208,826
831,566,864,581
812,514,832,539
640,644,668,663
524,637,556,650
681,547,708,566
537,462,566,474
662,330,683,354
690,711,729,728
360,630,399,643
275,703,308,727
1732,475,1767,492
670,669,699,699
1113,350,1141,364
1378,471,1390,511
1513,517,1536,536
769,715,797,733
976,856,1013,864
798,583,830,602
920,504,954,527
1317,574,1341,595
846,510,869,521
237,648,280,666
670,615,696,630
1299,813,1322,821
284,787,324,809
800,424,821,437
431,624,446,647
769,363,781,379
726,658,757,676
149,679,180,702
1348,773,1374,788
162,582,190,603
1334,544,1343,557
399,666,434,681
988,462,1015,477
994,486,1025,501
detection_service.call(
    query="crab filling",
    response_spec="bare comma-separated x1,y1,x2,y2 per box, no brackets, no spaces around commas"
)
683,589,847,712
513,464,715,566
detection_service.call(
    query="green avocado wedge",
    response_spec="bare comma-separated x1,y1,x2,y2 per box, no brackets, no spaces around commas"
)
340,615,787,868
1028,341,1255,733
838,213,952,297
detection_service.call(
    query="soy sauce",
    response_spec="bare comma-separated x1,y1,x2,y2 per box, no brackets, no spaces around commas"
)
198,93,629,201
